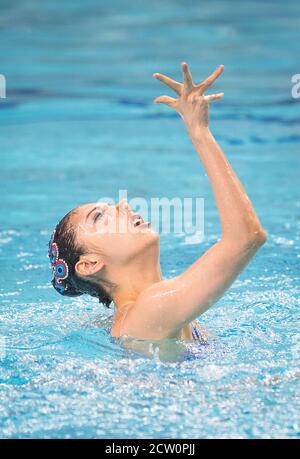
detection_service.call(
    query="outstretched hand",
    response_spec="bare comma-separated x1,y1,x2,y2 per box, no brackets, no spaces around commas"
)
153,63,224,131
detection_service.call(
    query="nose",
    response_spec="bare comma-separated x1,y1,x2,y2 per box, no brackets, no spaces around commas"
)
115,199,129,212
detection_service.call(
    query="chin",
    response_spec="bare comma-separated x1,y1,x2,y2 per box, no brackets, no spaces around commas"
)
134,227,160,254
142,227,160,242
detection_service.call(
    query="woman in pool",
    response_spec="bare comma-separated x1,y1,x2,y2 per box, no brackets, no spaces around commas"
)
48,63,266,342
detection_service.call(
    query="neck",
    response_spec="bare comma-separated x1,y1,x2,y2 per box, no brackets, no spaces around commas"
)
110,260,162,312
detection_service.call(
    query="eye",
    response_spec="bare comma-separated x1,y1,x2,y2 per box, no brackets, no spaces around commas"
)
93,210,104,223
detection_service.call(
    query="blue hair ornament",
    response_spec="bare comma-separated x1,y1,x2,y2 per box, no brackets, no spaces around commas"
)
48,230,69,293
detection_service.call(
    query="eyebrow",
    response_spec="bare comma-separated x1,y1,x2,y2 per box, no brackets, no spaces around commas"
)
85,207,97,222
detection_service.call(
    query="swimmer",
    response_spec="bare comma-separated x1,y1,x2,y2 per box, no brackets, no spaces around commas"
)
48,63,266,342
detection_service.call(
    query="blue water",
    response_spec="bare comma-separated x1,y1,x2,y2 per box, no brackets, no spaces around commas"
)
1,0,300,439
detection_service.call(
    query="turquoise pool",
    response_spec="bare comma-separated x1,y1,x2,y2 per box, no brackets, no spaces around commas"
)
0,0,300,439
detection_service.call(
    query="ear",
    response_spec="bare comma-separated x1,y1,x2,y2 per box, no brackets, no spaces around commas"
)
75,254,104,278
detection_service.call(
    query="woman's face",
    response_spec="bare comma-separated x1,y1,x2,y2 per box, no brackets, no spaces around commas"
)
69,200,159,266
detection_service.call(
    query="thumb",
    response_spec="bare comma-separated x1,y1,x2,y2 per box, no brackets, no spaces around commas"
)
154,95,177,107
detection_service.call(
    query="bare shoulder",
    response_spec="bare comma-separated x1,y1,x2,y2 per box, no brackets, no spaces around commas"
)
120,276,183,340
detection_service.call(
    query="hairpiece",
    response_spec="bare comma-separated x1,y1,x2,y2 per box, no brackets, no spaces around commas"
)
48,229,69,292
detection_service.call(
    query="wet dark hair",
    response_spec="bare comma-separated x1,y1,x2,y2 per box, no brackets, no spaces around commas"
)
49,210,112,308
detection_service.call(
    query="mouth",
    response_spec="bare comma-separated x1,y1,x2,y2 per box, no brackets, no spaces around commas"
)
131,213,150,229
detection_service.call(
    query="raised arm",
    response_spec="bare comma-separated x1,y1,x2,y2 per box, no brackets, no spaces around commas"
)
125,63,266,339
164,64,265,243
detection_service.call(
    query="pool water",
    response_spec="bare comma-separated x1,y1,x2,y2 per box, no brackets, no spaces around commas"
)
1,0,300,439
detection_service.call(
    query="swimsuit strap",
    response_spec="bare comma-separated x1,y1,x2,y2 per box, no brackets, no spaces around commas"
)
191,321,207,344
191,324,201,341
